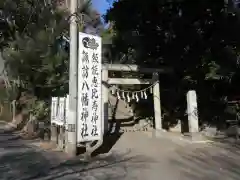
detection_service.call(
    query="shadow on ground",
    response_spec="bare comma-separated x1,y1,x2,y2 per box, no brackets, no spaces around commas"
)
0,130,153,180
77,119,123,156
169,140,240,180
91,132,123,157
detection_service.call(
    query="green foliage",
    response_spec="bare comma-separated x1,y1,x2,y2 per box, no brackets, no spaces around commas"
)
106,0,240,125
0,0,106,125
106,0,240,77
1,0,69,98
29,99,50,123
0,0,104,99
0,0,70,124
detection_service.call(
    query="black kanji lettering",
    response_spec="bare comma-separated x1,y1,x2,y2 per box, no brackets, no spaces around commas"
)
92,76,98,87
81,123,89,138
91,113,99,123
82,81,89,91
91,125,98,136
92,88,98,99
82,65,89,78
82,50,89,63
92,53,99,63
92,100,98,111
81,93,89,106
80,108,89,122
91,65,99,76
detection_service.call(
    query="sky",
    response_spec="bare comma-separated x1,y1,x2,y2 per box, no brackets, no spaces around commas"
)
92,0,111,15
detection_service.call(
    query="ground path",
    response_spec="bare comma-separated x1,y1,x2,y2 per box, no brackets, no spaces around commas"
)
1,121,240,180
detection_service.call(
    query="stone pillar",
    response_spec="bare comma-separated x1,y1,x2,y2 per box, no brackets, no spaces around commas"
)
153,72,162,130
102,67,109,134
58,126,64,150
51,124,57,144
186,90,199,133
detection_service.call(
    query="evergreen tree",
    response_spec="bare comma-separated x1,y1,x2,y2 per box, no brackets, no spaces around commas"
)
106,0,240,126
0,0,106,123
0,0,69,98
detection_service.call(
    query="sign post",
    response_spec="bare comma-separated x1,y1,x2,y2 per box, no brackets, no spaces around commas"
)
77,32,103,143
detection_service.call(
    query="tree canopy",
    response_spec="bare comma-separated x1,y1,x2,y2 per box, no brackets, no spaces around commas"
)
0,0,104,122
0,0,104,98
0,0,69,98
105,0,240,126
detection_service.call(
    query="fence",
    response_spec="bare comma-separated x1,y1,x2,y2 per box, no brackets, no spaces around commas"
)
51,95,69,126
50,95,69,149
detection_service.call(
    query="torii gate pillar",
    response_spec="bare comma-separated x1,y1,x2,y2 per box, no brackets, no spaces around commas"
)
153,72,162,130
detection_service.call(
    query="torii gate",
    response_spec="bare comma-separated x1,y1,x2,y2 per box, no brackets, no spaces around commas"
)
101,64,173,133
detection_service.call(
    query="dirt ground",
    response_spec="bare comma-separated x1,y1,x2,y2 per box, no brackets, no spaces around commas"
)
1,124,240,180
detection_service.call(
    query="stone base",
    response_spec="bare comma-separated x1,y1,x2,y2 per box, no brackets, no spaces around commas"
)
148,129,184,141
201,126,240,140
149,130,212,144
151,129,168,138
225,126,240,137
65,142,77,157
169,120,182,133
182,132,210,142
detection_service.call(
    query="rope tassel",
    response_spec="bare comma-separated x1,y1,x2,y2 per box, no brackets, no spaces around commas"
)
135,93,139,102
117,91,121,99
150,87,153,94
111,88,115,95
144,91,147,99
108,83,155,101
127,93,131,102
131,92,135,100
122,91,125,100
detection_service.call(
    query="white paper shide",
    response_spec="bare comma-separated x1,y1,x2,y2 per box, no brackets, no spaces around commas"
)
77,32,102,142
